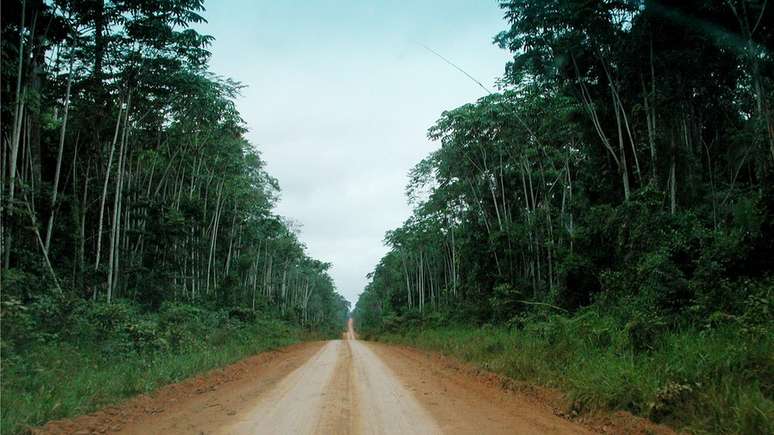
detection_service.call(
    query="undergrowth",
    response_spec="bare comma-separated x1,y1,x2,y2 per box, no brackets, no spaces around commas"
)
375,309,773,434
0,299,317,434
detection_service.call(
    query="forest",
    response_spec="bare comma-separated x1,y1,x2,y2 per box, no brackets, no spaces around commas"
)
1,0,348,432
354,1,774,433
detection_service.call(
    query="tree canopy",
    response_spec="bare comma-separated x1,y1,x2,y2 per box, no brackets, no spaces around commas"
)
1,0,349,333
354,0,773,333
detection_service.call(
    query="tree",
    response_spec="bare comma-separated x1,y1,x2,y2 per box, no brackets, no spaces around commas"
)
1,0,347,333
355,0,773,330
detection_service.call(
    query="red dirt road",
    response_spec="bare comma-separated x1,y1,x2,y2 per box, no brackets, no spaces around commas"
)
35,323,670,434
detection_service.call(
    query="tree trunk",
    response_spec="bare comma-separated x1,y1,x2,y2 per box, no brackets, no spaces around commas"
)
44,60,74,253
670,131,677,214
95,104,124,271
107,96,131,302
5,1,27,269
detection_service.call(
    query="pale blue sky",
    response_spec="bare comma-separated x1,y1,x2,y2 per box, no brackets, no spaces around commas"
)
202,0,511,305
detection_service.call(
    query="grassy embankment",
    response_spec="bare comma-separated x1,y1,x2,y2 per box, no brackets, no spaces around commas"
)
1,299,323,434
375,311,773,434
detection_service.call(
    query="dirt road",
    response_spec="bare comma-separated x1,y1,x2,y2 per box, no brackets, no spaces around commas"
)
38,322,599,434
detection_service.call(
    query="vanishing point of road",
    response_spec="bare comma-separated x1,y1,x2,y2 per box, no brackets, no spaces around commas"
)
38,321,592,435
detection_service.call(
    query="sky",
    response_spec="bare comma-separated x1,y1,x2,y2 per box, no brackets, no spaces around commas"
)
202,0,512,306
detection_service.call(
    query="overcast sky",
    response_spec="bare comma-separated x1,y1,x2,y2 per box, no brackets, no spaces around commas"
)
202,1,511,305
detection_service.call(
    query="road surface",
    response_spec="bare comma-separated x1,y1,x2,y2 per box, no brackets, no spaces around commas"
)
38,321,595,435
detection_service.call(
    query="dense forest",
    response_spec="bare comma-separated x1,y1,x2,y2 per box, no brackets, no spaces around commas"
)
354,1,773,433
0,0,348,431
2,0,774,433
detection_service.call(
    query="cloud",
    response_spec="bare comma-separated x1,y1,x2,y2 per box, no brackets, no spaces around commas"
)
204,0,510,304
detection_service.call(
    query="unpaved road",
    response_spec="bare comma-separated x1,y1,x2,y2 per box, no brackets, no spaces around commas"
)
220,331,443,434
38,322,606,434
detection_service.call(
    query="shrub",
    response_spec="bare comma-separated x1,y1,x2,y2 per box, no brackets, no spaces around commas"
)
228,306,257,323
556,255,599,310
623,311,667,352
77,301,137,341
0,297,35,351
126,319,166,354
636,250,690,314
381,313,402,333
377,317,773,434
649,381,695,422
0,268,44,300
29,294,85,338
1,303,303,435
738,279,773,335
489,283,524,322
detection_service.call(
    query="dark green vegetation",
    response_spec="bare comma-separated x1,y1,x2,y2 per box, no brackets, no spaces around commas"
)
1,300,315,434
355,1,774,433
1,0,347,432
377,312,772,434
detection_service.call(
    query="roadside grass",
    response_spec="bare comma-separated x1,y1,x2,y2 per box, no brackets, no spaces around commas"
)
1,314,306,435
376,314,773,434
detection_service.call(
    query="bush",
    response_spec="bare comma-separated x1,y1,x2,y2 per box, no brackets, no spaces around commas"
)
623,311,667,352
567,310,618,349
158,302,204,329
738,280,773,335
0,268,45,300
29,294,86,338
126,319,166,353
649,381,695,422
0,297,35,350
229,306,257,323
1,299,304,435
556,254,598,310
75,301,138,342
157,302,212,351
376,305,773,434
489,283,524,322
381,313,402,333
636,250,690,314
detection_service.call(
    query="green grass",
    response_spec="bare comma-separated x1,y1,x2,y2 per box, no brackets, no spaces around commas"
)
375,316,773,434
1,317,305,434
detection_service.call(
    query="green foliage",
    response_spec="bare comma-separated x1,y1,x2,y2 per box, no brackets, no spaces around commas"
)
0,297,35,350
2,3,349,432
377,312,773,434
354,0,774,336
350,1,774,430
649,381,696,423
0,299,304,435
2,0,348,341
489,283,524,323
622,310,668,353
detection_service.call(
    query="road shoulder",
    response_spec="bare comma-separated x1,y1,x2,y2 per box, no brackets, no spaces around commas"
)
31,341,326,435
368,341,674,435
